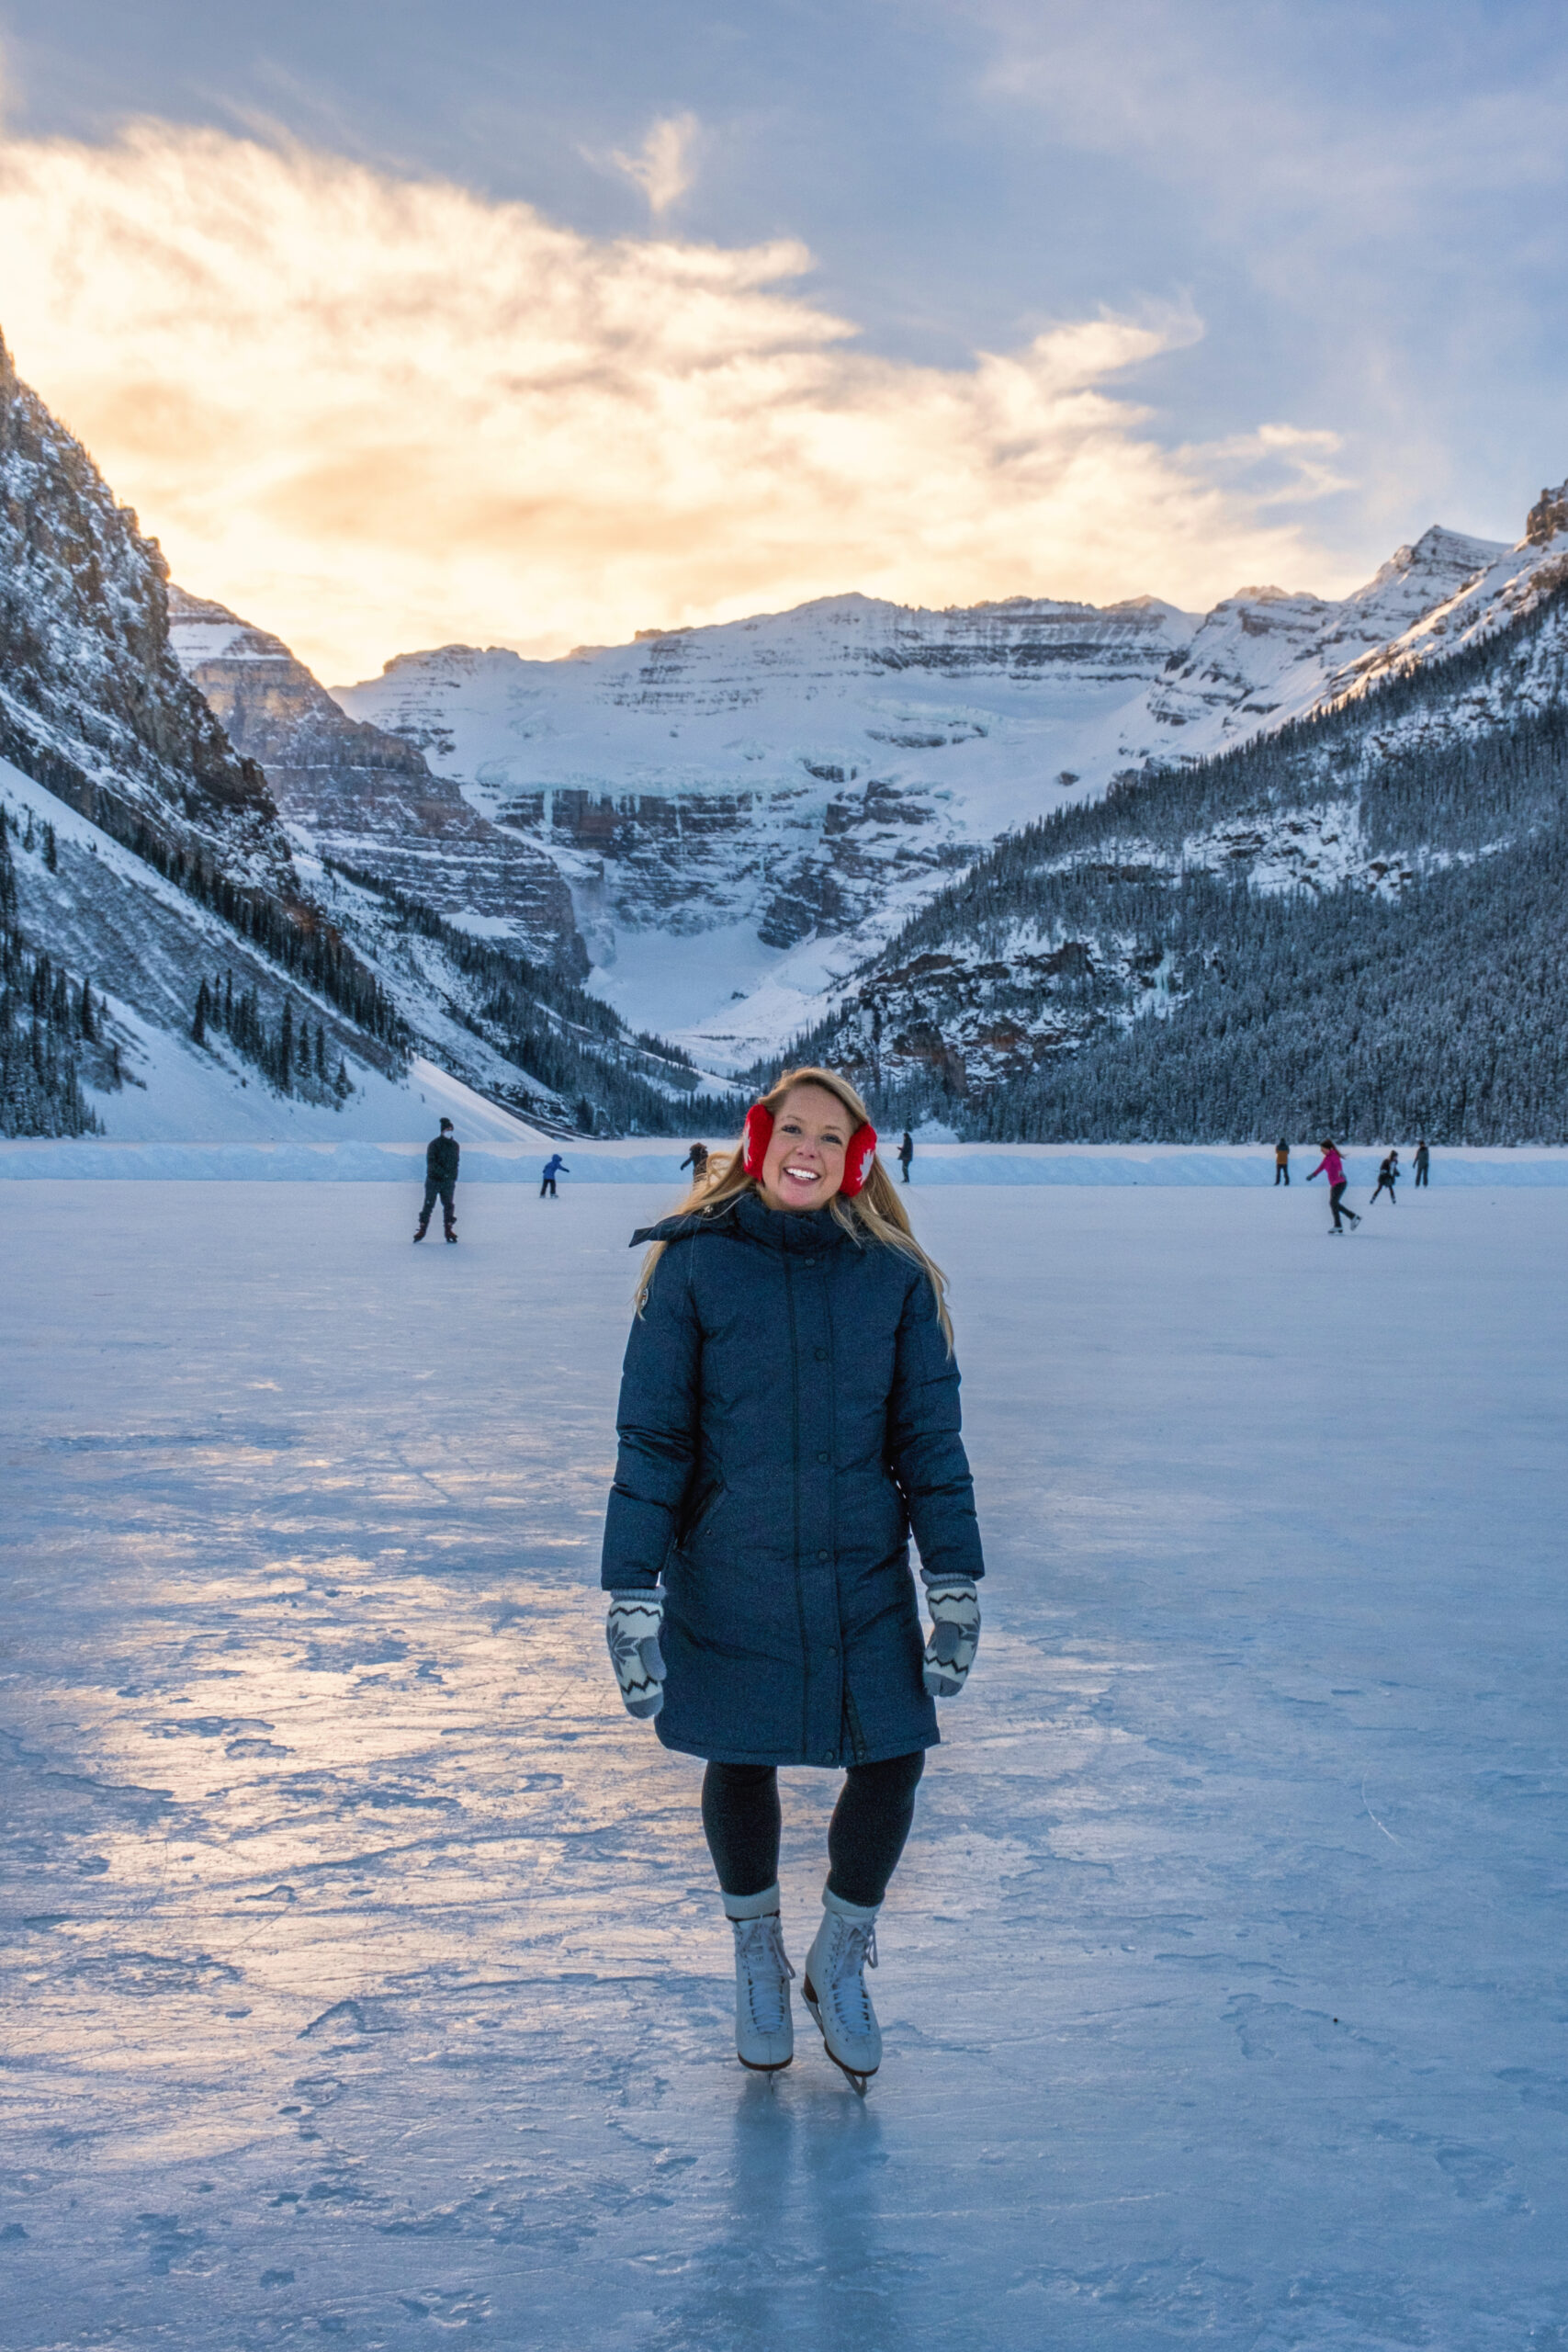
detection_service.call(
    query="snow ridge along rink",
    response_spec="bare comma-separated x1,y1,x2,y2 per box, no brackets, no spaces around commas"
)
3,1178,1565,2349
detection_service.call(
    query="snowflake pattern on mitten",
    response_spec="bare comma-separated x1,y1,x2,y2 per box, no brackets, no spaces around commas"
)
605,1590,667,1719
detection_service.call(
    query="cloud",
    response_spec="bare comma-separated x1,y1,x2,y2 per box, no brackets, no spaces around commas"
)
609,112,701,215
0,121,1353,683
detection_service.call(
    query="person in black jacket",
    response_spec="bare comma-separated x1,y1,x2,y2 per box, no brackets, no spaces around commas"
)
602,1066,983,2092
1371,1149,1400,1206
414,1118,459,1242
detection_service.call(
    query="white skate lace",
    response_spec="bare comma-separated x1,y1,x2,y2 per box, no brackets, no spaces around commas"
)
735,1915,794,2033
829,1920,878,2030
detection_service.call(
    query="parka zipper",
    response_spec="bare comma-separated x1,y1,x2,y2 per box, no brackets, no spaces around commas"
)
782,1242,812,1759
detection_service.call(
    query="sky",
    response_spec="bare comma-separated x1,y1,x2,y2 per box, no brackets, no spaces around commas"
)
1,0,1565,683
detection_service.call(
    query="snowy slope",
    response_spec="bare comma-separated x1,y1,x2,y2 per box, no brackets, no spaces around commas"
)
332,517,1568,1060
0,754,529,1143
0,332,295,900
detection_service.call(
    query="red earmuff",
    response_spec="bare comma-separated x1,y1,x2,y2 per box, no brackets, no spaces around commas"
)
840,1122,878,1197
740,1102,773,1178
740,1102,878,1197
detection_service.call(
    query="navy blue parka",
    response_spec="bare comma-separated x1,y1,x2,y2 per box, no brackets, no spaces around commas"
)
600,1191,984,1767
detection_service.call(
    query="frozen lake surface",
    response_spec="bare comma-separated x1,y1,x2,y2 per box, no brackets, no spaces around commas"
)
4,1179,1566,2350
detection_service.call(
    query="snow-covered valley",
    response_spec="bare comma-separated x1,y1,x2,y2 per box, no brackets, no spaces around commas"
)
4,1178,1564,2349
322,513,1568,1062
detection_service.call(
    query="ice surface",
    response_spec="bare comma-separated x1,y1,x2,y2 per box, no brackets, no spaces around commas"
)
3,1180,1565,2349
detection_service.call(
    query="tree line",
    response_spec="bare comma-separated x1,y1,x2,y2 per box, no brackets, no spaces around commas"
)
0,808,103,1136
191,973,354,1105
325,860,749,1136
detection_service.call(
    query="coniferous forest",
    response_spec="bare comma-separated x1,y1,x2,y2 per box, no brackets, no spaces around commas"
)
0,808,103,1136
784,582,1568,1144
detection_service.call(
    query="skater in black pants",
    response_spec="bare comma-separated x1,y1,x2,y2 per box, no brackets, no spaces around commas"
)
1371,1150,1400,1206
414,1117,459,1242
602,1067,983,2092
1307,1139,1359,1231
897,1130,914,1184
1414,1140,1430,1187
1274,1139,1291,1185
539,1152,569,1198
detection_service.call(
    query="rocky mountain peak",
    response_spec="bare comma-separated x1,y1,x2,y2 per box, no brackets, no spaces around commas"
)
0,326,294,894
166,591,584,972
1524,481,1568,547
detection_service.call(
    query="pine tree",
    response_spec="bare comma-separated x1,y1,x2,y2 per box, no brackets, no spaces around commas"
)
43,823,58,873
191,978,210,1047
79,980,96,1042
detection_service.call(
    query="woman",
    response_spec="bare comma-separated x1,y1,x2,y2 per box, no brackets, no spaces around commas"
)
601,1067,984,2092
1306,1138,1360,1233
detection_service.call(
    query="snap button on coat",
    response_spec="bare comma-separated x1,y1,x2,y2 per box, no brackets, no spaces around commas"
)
601,1193,985,1768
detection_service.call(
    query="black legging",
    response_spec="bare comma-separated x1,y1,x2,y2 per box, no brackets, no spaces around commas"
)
702,1753,925,1910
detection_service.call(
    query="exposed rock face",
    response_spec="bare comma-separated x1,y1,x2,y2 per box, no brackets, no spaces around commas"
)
0,332,415,1124
1525,481,1568,547
1150,527,1506,740
168,592,584,974
0,331,290,890
335,596,1196,1012
338,539,1568,1061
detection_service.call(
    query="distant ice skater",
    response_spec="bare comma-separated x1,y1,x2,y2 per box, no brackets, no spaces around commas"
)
1371,1150,1400,1206
680,1143,709,1182
1307,1138,1360,1232
897,1130,914,1184
1414,1140,1431,1187
540,1153,570,1198
1274,1138,1291,1186
414,1117,459,1242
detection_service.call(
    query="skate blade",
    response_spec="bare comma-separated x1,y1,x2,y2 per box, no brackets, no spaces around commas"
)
802,1984,877,2097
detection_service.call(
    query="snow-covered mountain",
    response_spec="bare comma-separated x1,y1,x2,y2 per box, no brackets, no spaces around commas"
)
0,335,734,1142
167,590,584,974
331,514,1564,1067
793,555,1568,1143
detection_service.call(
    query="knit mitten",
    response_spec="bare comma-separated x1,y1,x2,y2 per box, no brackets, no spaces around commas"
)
920,1574,980,1697
605,1590,667,1719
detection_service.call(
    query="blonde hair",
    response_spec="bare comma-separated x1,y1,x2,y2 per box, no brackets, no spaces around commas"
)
635,1067,953,1346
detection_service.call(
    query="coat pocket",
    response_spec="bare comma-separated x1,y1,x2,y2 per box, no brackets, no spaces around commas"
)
678,1476,727,1547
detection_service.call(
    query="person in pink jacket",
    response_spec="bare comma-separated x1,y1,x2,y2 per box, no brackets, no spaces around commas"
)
1306,1140,1360,1233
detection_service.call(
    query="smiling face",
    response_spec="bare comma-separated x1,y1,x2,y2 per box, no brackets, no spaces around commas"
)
757,1084,851,1213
